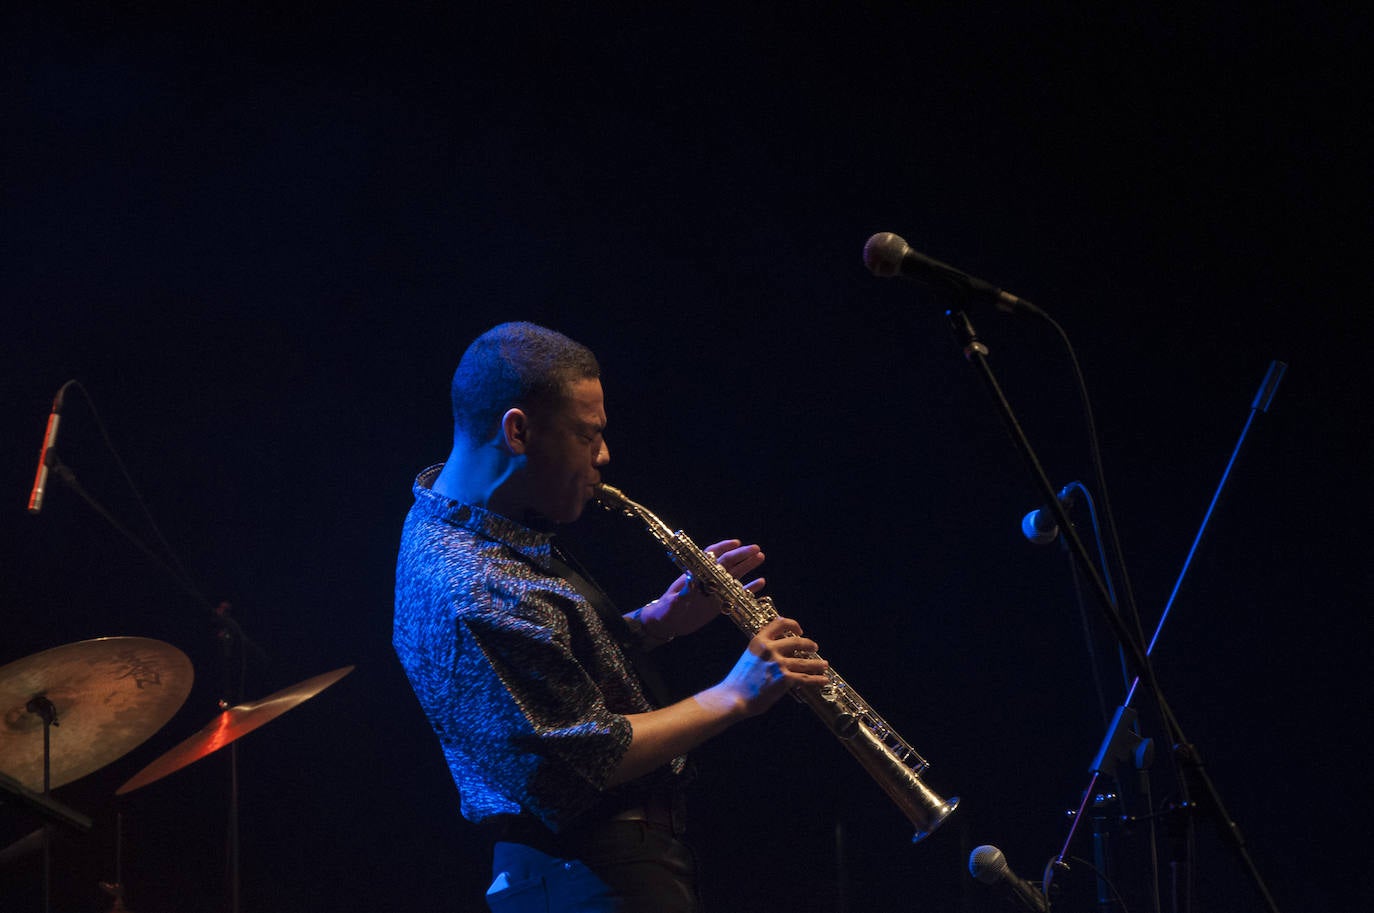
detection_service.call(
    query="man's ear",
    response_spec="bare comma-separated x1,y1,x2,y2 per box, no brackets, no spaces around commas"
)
500,407,530,454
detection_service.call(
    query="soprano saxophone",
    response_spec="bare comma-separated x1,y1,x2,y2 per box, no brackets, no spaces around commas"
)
595,482,958,842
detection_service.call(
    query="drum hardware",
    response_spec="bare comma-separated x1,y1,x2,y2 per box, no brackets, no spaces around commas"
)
0,638,194,793
115,664,355,913
0,637,192,913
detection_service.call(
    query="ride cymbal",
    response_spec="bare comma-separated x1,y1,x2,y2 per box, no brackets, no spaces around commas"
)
0,637,193,792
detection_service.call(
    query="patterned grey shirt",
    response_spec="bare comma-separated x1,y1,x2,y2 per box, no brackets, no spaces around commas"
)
394,465,678,833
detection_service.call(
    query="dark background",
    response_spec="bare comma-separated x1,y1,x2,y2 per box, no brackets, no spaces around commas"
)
3,3,1368,911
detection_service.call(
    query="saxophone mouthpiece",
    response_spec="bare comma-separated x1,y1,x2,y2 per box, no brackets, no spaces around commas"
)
594,482,627,508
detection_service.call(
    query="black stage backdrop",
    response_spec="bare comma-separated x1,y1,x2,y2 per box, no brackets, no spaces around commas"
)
2,5,1368,912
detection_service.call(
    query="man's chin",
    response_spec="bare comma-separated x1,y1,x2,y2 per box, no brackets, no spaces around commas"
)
543,501,588,527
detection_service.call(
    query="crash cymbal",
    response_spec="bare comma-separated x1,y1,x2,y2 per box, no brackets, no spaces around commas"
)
0,637,193,792
116,664,354,795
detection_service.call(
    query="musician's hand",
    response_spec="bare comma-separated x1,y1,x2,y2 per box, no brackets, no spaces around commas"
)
614,617,830,784
637,539,766,641
699,616,830,718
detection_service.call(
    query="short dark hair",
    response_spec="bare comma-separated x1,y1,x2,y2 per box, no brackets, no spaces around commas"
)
450,322,600,443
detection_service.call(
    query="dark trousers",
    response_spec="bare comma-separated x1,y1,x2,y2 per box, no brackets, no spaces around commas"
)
486,819,700,913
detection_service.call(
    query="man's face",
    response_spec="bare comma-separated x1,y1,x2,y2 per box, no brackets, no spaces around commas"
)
521,377,610,524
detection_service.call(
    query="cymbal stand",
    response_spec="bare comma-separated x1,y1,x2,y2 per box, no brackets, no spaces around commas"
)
24,694,59,913
99,811,132,912
215,602,250,913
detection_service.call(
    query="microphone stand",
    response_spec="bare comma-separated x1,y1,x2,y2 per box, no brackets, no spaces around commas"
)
44,455,264,913
943,308,1283,913
1053,360,1286,912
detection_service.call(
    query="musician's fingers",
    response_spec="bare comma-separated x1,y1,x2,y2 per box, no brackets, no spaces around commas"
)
759,616,802,639
756,633,817,660
703,539,742,557
786,660,831,683
761,655,828,689
708,541,765,575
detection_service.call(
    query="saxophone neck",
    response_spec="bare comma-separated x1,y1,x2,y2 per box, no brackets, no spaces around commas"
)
594,482,675,541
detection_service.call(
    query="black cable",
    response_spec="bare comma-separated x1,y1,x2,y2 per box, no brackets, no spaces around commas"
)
52,380,214,610
1067,854,1133,913
1036,317,1149,661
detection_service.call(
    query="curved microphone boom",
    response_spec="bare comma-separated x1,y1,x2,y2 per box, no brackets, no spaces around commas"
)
969,844,1050,912
863,231,1041,316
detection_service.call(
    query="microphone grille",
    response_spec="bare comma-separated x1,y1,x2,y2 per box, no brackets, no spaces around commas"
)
863,231,910,277
1021,509,1059,545
969,844,1011,885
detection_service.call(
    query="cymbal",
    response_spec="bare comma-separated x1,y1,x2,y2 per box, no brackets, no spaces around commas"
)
116,664,354,796
0,637,194,792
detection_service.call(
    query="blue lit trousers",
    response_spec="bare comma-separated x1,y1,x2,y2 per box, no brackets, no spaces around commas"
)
486,819,699,913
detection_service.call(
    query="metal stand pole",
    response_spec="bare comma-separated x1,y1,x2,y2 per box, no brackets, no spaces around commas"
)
945,308,1284,912
25,695,59,913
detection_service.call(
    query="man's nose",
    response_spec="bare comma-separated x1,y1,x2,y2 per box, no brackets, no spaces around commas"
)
596,438,610,466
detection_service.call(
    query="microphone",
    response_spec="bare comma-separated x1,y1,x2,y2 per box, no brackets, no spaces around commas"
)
27,384,70,514
863,231,1040,316
969,844,1050,912
1021,484,1076,545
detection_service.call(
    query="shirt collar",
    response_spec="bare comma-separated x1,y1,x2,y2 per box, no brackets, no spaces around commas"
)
411,464,554,562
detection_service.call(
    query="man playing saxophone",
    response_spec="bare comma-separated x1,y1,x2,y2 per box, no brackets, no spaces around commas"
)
393,321,830,913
